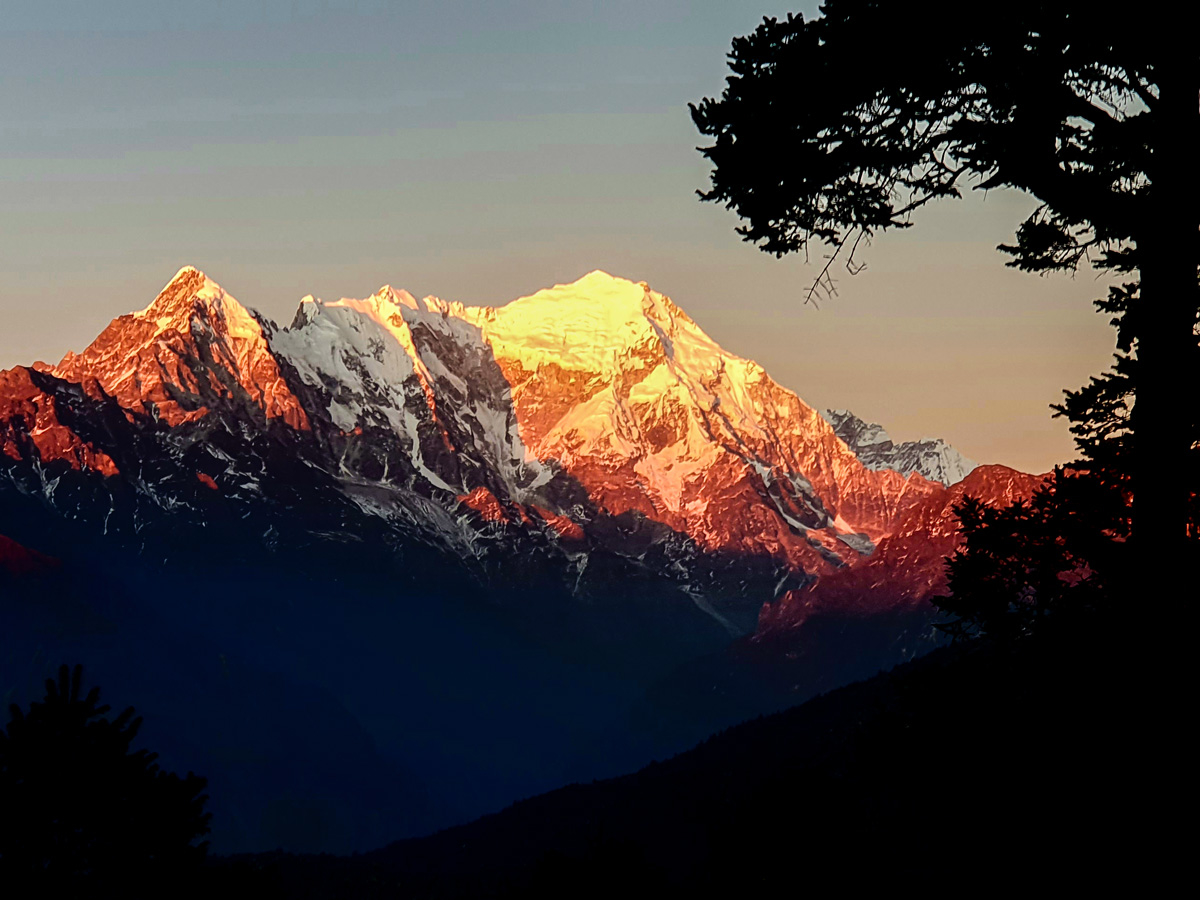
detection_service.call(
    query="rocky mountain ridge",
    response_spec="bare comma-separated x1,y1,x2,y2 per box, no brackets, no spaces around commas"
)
821,408,977,486
1,266,1029,631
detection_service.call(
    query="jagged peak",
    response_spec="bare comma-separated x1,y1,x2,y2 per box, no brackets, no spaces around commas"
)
137,265,213,310
125,266,263,342
287,285,429,335
821,409,891,447
822,407,977,486
370,284,421,310
138,265,214,312
291,285,430,325
171,263,203,280
291,295,320,328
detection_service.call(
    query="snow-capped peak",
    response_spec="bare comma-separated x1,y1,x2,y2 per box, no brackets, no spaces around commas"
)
48,265,308,429
171,263,203,280
137,265,212,313
370,284,421,311
130,265,262,341
821,409,890,447
572,269,631,287
452,271,666,375
821,408,977,486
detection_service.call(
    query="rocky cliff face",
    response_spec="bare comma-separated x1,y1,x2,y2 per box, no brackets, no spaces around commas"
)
0,266,1028,631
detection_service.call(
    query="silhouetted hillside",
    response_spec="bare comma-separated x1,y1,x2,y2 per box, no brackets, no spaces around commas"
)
249,613,1150,896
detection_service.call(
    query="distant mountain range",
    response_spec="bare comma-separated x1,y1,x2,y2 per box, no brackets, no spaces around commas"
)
0,267,1041,852
2,266,1033,625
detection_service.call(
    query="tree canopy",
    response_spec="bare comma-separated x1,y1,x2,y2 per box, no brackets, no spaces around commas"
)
692,2,1197,576
0,665,210,889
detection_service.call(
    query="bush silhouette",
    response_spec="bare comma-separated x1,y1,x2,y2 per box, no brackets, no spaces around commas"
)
0,664,210,888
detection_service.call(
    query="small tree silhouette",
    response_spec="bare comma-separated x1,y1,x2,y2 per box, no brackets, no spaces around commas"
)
0,664,210,888
936,468,1131,640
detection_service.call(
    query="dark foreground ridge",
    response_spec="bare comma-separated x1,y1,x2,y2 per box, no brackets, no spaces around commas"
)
231,612,1155,897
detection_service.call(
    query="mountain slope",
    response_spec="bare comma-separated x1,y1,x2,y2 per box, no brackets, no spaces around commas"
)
256,616,1139,897
756,463,1045,637
0,531,58,576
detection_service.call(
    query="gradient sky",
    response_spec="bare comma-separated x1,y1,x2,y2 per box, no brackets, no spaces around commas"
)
1,1,1117,473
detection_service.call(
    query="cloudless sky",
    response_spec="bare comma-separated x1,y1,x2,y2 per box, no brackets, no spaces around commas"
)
0,1,1117,473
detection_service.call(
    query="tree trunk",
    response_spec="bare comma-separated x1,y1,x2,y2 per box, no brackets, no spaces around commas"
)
1132,55,1198,579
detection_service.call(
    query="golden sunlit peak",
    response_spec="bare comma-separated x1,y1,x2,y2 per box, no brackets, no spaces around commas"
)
572,269,633,287
558,270,656,300
370,284,420,310
136,265,223,317
519,271,650,311
170,264,204,281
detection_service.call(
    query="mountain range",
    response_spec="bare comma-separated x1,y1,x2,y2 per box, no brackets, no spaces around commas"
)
2,266,1035,621
0,267,1040,851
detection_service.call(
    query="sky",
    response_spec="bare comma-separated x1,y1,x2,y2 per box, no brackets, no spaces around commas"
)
0,0,1118,473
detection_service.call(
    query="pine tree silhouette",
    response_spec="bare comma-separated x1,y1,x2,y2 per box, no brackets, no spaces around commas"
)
0,664,210,889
